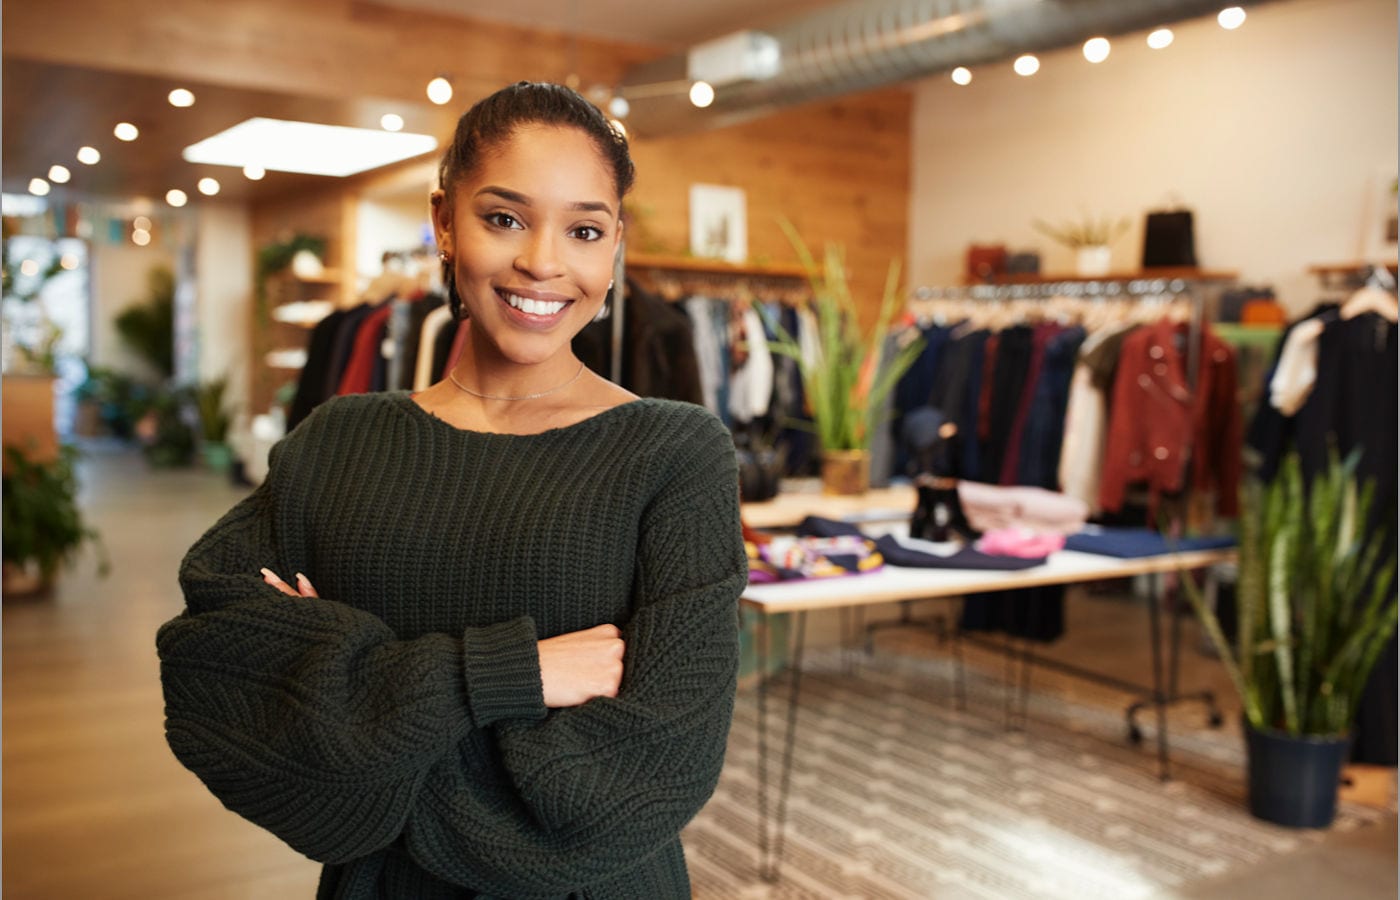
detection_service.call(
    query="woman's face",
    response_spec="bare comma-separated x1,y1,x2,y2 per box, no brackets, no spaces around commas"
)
433,123,622,368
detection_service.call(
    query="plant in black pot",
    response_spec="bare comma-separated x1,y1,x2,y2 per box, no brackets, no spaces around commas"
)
2,445,108,597
1181,452,1396,828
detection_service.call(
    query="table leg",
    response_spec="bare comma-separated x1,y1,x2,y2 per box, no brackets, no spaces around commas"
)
756,610,808,884
1148,573,1171,781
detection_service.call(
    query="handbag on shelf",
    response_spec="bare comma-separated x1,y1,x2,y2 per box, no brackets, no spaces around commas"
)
1141,209,1197,268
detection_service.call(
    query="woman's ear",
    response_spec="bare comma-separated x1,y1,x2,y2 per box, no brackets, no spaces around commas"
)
430,188,453,253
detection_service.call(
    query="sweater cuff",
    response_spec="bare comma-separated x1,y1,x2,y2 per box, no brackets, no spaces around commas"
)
461,617,547,729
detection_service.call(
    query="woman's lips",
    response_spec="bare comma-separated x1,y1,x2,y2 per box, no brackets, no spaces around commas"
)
495,288,573,331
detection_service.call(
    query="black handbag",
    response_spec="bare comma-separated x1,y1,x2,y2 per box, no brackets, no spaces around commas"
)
1141,209,1197,268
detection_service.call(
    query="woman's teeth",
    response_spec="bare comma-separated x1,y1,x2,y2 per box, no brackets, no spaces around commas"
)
503,292,566,316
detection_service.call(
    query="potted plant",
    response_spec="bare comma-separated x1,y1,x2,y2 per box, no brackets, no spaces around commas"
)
2,445,108,597
1032,213,1130,277
194,376,234,473
759,221,925,495
1181,452,1396,828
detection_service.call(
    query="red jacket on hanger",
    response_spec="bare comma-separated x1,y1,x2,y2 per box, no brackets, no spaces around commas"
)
1098,318,1241,519
336,303,395,396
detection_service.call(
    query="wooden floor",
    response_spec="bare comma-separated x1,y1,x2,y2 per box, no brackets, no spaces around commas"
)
3,445,1395,898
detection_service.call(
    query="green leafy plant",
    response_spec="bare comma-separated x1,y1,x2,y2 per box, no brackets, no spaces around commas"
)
114,266,175,378
757,220,925,453
1181,452,1397,737
194,376,232,443
2,445,109,581
255,233,327,321
1032,213,1131,249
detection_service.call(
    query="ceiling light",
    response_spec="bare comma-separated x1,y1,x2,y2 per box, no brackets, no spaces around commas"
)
168,88,196,108
20,259,39,277
48,165,72,184
1014,54,1040,77
427,76,453,105
1083,37,1111,63
951,66,972,86
197,177,221,196
28,178,50,196
60,253,80,271
243,164,266,181
689,80,715,108
183,117,439,177
608,95,631,118
381,113,405,132
77,146,101,165
114,122,139,141
166,189,188,208
1218,7,1246,29
1147,28,1175,49
132,228,152,246
133,215,152,231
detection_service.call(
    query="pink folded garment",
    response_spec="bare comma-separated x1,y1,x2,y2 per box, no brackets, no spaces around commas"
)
976,528,1067,559
956,481,1089,535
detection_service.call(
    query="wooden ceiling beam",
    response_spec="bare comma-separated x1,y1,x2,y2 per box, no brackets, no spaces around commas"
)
3,0,661,106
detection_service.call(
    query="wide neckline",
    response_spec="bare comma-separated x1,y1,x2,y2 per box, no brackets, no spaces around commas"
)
389,390,659,438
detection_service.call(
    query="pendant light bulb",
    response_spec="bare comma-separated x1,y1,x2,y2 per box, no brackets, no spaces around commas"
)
427,76,453,105
1147,28,1174,50
1083,37,1110,64
951,67,972,86
1218,7,1246,29
1013,55,1040,77
689,80,715,108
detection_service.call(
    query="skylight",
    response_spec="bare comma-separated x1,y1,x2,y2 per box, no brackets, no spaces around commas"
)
182,118,438,178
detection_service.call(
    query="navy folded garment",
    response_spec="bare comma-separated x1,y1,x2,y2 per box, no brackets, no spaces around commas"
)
797,516,866,538
795,517,1045,570
873,535,1046,571
1064,527,1236,559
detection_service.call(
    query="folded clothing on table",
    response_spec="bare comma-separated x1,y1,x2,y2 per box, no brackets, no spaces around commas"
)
747,534,884,583
1064,526,1236,558
796,516,1047,571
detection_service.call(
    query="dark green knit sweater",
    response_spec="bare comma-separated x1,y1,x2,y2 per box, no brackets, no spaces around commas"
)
157,393,745,899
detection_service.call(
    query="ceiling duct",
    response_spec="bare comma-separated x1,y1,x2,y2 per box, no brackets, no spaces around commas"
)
618,0,1273,135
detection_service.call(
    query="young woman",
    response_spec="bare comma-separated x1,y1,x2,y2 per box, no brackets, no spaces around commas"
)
158,82,746,899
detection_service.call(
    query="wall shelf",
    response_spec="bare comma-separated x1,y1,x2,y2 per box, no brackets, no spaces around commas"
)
970,267,1238,286
625,252,808,280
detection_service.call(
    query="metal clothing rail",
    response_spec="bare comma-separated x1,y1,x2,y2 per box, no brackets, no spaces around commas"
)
910,276,1198,301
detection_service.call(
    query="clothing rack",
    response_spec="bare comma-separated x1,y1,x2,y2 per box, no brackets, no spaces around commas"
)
902,271,1232,776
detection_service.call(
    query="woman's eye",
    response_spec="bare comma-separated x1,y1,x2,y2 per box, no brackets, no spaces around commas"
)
571,225,604,241
486,212,522,230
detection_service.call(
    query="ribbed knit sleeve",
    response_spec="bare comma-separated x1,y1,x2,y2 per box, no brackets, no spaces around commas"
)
157,434,548,865
399,413,745,898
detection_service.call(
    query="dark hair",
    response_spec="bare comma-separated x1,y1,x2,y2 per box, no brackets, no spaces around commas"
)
437,81,633,318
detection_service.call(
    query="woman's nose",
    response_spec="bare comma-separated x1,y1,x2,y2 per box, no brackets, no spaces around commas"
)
514,231,565,281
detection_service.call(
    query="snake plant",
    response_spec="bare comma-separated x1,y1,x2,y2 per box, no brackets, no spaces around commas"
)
1182,451,1396,737
757,220,925,453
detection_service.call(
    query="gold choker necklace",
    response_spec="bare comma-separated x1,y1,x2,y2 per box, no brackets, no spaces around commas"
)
447,362,586,401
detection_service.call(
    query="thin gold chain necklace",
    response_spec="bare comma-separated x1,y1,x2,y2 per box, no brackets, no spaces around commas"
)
447,361,586,401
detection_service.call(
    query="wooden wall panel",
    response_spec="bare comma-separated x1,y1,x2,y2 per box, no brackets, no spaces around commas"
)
628,88,913,321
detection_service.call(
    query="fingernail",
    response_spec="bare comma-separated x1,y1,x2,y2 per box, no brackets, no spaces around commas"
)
260,567,275,580
295,572,309,586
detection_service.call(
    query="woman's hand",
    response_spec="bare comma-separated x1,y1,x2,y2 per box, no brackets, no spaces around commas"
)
261,567,318,598
260,567,621,708
537,624,625,708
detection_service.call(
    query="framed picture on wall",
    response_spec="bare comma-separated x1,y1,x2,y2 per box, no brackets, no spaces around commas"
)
689,184,747,263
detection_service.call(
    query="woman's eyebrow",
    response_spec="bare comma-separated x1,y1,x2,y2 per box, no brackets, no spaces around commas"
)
476,186,613,216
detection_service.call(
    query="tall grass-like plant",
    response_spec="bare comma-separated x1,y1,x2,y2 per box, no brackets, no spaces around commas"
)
1181,452,1397,737
757,221,925,453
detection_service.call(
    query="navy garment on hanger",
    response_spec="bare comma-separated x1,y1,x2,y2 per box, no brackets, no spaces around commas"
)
891,324,952,477
287,308,350,432
980,325,1034,484
1017,325,1087,488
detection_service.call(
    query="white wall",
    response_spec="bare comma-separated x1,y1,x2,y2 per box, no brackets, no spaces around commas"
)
194,203,253,430
908,0,1398,315
355,196,432,290
89,239,178,381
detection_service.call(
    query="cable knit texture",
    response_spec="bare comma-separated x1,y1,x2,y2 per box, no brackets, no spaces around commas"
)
157,393,745,899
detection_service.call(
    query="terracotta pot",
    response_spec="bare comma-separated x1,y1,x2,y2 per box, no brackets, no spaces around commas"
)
821,450,870,496
2,560,52,599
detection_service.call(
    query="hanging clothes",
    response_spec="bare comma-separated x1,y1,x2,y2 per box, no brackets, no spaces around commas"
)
1098,318,1241,519
336,303,395,396
413,304,455,391
287,307,352,432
